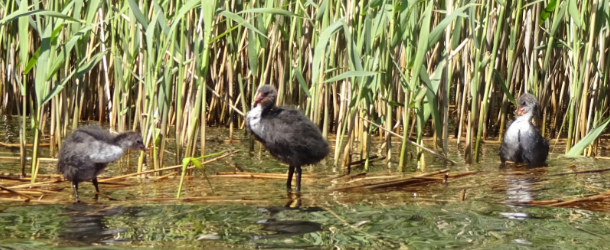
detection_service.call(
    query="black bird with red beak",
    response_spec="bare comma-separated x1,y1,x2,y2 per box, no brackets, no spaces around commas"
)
499,93,549,164
246,84,329,191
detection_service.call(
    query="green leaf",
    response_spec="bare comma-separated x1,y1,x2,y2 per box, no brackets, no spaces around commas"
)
47,23,97,79
152,0,171,38
219,9,268,38
311,20,344,85
411,86,428,105
238,8,296,17
428,4,472,49
127,0,149,29
75,51,108,79
0,9,82,26
24,47,40,74
50,23,64,45
492,69,516,105
145,11,158,66
34,25,53,108
18,0,29,76
539,0,558,24
567,0,582,28
324,71,378,83
316,0,327,20
248,29,259,76
40,70,76,106
407,1,432,90
566,117,610,157
169,0,200,35
190,158,202,169
293,68,311,97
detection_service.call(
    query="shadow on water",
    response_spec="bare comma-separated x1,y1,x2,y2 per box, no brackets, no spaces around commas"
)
2,120,610,248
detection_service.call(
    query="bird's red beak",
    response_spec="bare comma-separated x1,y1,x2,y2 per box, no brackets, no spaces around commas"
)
517,107,525,116
254,93,264,107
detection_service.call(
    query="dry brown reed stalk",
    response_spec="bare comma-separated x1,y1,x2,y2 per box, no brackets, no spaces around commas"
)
447,171,479,178
0,190,48,196
520,193,610,208
0,185,37,200
212,172,315,179
0,157,56,162
154,172,179,181
7,179,64,190
93,191,117,201
0,198,60,204
136,197,268,203
548,168,610,177
332,169,452,191
99,150,238,182
0,142,50,147
345,175,402,184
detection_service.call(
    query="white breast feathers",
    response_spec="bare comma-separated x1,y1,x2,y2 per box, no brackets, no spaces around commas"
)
88,140,125,163
246,105,265,136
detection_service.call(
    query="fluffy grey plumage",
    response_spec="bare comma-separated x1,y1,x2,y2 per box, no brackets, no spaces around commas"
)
57,126,146,202
499,93,549,164
246,85,329,191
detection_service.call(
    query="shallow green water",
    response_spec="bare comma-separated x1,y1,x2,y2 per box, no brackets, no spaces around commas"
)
1,116,610,249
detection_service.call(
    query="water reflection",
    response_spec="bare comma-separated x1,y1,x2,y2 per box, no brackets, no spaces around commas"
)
500,163,548,205
252,192,324,247
254,219,322,239
58,204,133,246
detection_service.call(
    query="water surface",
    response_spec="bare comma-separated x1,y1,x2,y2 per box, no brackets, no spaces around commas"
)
1,118,610,249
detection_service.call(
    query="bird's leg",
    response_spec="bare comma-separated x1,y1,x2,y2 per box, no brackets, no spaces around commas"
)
72,181,80,203
92,178,100,200
287,165,295,190
295,165,302,192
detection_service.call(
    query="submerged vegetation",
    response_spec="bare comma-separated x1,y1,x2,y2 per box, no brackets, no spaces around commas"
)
0,0,608,177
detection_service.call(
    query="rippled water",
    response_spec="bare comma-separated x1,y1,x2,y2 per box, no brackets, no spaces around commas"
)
1,116,610,249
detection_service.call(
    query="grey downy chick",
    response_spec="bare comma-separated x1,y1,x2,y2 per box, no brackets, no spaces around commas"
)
57,126,146,202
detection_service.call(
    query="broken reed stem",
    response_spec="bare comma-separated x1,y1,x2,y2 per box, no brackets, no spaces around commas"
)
99,150,239,183
213,172,315,178
137,197,267,203
94,191,117,201
549,167,610,177
7,179,63,190
155,172,179,181
0,185,37,200
528,193,610,208
0,198,59,203
332,168,451,191
0,142,50,147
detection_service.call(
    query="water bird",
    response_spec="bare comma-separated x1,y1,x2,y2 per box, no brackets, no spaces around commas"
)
246,84,329,191
57,126,146,202
499,93,549,164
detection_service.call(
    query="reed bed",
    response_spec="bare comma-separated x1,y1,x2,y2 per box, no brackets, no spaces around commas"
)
0,0,608,179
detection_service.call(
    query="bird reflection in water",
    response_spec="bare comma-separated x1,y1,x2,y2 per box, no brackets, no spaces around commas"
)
252,192,324,247
499,163,548,220
58,204,133,246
